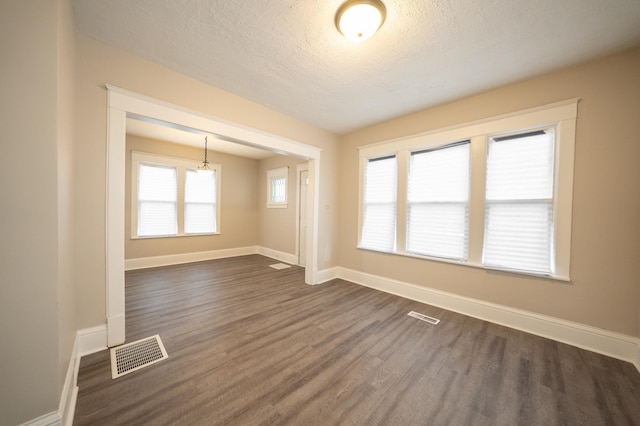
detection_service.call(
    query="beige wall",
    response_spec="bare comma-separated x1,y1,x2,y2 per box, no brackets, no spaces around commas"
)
339,47,640,337
125,135,259,259
76,35,340,329
57,0,77,404
0,0,77,424
258,155,308,256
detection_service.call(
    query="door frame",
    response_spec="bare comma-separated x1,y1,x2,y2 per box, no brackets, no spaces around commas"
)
106,85,322,346
295,163,309,266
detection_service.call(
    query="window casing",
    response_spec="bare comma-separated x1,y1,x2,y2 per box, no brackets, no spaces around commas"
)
132,151,222,238
358,99,578,280
267,167,288,208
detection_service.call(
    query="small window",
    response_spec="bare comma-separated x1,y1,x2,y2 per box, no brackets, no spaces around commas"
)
267,167,288,208
360,155,397,252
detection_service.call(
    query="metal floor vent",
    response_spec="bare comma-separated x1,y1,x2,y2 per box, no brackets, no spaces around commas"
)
269,263,291,270
110,335,168,379
408,311,440,325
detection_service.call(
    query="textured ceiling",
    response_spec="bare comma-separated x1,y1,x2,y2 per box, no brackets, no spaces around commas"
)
74,0,640,134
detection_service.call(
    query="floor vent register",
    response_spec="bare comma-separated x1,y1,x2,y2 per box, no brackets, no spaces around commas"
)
110,335,168,379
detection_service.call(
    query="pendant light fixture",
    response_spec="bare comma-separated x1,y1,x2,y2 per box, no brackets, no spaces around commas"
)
335,0,386,42
197,136,214,175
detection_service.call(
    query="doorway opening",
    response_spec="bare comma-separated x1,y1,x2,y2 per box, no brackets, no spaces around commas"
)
106,85,321,346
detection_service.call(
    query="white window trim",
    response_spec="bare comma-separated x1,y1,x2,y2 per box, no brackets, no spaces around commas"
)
266,166,288,208
358,99,578,281
131,151,222,239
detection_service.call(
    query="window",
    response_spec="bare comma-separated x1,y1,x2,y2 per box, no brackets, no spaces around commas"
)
483,130,555,274
361,156,397,251
267,167,288,208
407,141,470,260
358,99,578,280
132,151,222,238
185,169,217,234
137,164,178,237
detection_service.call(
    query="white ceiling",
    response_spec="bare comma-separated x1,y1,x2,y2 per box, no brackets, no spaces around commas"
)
74,0,640,135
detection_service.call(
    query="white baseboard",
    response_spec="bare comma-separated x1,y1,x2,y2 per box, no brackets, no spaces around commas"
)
19,412,61,426
59,337,78,426
257,246,298,265
125,246,259,271
78,325,108,356
337,267,640,366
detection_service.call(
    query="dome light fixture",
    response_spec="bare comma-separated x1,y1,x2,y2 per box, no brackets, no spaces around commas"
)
335,0,386,42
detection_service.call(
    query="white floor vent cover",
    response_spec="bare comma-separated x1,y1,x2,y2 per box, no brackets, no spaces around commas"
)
269,263,291,270
408,311,440,325
110,335,168,379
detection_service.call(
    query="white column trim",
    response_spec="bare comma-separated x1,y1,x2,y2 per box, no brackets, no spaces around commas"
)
295,163,309,266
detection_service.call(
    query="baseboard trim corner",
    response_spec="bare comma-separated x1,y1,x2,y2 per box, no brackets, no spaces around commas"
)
257,247,298,265
77,325,108,356
336,267,640,365
315,267,339,284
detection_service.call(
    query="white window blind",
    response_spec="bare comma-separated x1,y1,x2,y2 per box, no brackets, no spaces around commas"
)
185,169,217,234
137,163,178,237
483,130,555,274
361,155,397,252
407,141,470,260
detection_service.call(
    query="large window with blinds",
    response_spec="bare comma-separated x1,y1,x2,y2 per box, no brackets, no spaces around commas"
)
358,100,577,280
361,156,397,252
483,130,555,274
184,169,218,234
132,151,222,238
137,163,178,237
407,141,470,260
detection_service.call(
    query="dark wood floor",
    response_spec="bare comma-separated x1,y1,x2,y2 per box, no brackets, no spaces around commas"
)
74,255,640,425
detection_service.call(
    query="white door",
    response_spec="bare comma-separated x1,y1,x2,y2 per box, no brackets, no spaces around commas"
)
298,169,309,266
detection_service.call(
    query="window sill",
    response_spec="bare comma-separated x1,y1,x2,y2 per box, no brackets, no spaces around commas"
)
356,246,570,282
266,203,288,209
131,232,220,240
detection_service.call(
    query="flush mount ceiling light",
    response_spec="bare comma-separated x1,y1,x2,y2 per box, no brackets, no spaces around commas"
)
335,0,386,42
197,136,214,175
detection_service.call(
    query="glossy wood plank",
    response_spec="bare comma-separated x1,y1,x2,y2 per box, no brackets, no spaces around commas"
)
74,255,640,425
